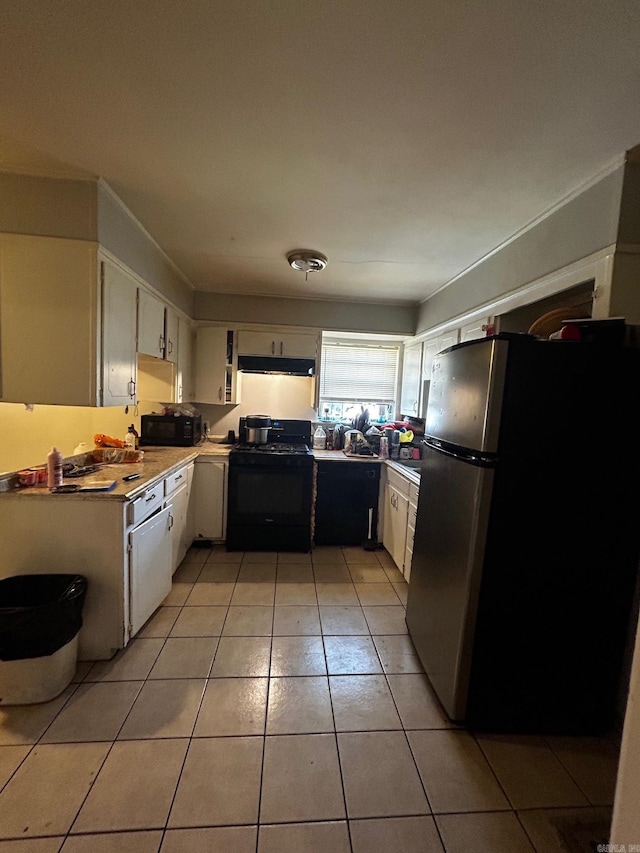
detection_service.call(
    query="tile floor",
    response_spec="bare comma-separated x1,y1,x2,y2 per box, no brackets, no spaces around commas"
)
0,545,620,852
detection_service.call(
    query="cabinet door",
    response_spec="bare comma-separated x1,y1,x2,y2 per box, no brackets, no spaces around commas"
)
102,258,138,406
382,482,409,572
437,329,459,354
280,332,318,358
400,343,423,417
165,307,179,364
460,317,491,342
137,289,166,358
194,327,228,403
186,462,196,548
166,482,189,573
129,505,172,636
404,484,419,582
238,329,317,358
193,460,227,539
176,317,194,402
422,337,440,382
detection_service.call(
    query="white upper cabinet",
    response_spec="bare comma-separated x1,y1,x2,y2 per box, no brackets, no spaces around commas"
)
194,326,230,404
422,329,460,381
165,306,179,364
137,289,166,358
176,317,194,402
0,234,137,406
101,258,138,406
237,329,318,359
460,317,492,342
399,342,423,417
421,337,441,382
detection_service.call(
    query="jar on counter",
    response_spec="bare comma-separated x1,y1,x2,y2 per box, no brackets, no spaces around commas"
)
313,425,327,450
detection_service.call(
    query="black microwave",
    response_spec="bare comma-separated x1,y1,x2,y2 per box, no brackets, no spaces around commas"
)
140,414,203,447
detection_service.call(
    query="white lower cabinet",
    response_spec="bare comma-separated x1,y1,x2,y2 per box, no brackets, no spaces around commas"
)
0,455,223,661
382,465,419,579
193,459,227,540
384,479,409,572
128,503,172,636
164,463,193,572
403,483,420,582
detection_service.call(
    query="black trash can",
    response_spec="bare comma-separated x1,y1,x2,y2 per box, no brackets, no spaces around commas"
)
0,574,87,705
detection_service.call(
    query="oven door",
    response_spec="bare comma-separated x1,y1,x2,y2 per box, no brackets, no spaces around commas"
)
226,457,313,551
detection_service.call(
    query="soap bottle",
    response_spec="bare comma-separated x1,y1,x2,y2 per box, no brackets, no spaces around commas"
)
47,446,63,489
313,425,327,450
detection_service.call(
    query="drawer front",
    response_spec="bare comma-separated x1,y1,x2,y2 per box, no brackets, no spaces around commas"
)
385,466,412,496
165,465,189,498
129,482,164,527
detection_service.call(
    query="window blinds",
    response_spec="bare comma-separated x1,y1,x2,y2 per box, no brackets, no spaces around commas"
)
320,343,399,403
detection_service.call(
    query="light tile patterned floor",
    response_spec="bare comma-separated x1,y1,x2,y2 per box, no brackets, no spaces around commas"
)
0,545,620,852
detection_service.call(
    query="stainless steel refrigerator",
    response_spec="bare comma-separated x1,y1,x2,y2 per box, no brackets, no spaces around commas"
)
405,332,640,733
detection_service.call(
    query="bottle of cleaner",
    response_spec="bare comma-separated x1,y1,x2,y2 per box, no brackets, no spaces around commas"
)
47,446,63,489
313,425,327,450
125,425,138,449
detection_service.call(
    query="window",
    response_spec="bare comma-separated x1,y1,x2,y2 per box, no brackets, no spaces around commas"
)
319,341,400,424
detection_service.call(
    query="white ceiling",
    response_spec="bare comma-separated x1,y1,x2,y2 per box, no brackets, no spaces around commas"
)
1,0,640,305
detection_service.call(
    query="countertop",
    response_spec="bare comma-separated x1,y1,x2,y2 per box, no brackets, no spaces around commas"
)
2,441,420,499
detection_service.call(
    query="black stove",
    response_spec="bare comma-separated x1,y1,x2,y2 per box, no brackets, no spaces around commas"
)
232,418,313,463
227,419,314,552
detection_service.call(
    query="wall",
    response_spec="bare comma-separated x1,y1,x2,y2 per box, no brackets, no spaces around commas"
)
197,373,317,439
0,403,136,474
416,165,625,334
97,183,193,316
0,173,96,239
0,172,194,316
194,291,416,336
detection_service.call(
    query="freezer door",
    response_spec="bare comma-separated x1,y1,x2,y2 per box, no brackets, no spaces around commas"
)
425,338,508,453
405,444,494,720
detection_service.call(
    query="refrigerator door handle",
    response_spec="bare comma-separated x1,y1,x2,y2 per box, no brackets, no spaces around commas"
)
425,438,495,467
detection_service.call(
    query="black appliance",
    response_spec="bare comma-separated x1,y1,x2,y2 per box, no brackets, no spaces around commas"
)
237,355,315,376
405,332,640,734
314,460,380,546
226,419,314,552
140,413,202,447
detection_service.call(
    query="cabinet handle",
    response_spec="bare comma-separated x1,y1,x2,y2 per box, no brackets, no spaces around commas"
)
168,339,174,355
168,512,174,530
175,474,183,481
271,340,275,355
218,385,223,401
145,492,157,503
128,378,136,398
159,334,165,354
280,341,283,356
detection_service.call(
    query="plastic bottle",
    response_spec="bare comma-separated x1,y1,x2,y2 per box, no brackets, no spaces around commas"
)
313,425,327,450
47,446,63,489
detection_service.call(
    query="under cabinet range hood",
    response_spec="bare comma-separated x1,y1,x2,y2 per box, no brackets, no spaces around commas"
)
237,355,315,376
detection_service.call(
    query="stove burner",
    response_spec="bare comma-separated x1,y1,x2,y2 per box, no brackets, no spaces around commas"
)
234,442,311,455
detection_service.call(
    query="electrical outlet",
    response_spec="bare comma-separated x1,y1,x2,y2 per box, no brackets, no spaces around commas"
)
203,421,210,435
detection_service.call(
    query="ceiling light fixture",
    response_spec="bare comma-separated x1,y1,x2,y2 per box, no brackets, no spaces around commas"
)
287,250,328,281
